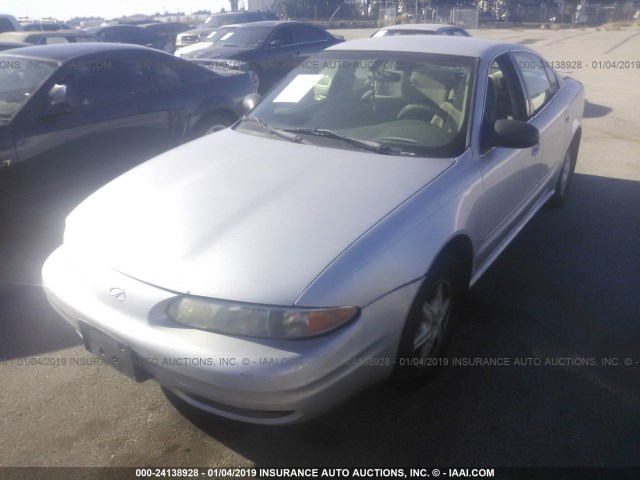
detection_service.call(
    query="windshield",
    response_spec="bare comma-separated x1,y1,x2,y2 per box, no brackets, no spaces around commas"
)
206,26,238,43
0,56,58,120
214,26,271,48
240,51,476,157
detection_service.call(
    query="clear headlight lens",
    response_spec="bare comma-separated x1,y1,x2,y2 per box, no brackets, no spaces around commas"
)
167,297,359,339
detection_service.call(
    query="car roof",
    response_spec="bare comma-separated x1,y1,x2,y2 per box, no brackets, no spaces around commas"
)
0,42,153,61
379,23,460,32
232,21,310,28
210,10,271,17
327,35,517,58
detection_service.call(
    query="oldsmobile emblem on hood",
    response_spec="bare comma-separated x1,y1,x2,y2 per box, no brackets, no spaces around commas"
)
109,288,126,302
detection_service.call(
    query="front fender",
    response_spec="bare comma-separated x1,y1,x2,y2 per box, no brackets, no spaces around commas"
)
296,149,484,309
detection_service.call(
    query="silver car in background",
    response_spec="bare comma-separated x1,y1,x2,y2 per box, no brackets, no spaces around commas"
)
43,36,584,424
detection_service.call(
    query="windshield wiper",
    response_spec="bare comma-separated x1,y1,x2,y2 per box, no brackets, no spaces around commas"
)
282,128,393,154
240,117,305,143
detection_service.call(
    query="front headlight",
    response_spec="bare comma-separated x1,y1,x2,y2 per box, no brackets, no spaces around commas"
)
167,296,358,339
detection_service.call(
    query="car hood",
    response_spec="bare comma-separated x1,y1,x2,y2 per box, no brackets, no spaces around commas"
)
183,45,253,60
64,129,454,306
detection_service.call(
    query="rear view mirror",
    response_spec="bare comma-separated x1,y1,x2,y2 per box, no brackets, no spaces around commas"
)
492,119,539,149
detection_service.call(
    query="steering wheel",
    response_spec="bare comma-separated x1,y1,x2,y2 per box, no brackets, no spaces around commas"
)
397,103,450,124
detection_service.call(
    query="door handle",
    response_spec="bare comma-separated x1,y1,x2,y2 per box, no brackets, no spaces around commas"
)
564,110,570,123
531,143,540,156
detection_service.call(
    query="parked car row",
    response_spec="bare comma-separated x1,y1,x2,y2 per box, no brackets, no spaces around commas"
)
174,21,469,94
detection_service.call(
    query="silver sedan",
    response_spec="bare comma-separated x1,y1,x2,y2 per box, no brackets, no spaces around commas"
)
43,36,585,425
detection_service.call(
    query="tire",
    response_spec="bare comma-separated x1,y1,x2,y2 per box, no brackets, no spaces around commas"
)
394,254,463,388
198,112,237,137
551,136,579,208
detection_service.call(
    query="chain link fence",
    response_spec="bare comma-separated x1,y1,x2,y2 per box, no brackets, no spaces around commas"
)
450,9,479,28
278,0,638,26
377,2,397,27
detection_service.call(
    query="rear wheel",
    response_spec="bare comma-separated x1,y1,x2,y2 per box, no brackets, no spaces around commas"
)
551,136,579,207
394,254,463,388
247,70,260,93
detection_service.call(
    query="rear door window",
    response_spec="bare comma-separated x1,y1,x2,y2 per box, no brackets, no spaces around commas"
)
512,51,554,117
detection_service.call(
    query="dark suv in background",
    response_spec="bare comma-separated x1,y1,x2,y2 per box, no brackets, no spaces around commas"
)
175,10,277,49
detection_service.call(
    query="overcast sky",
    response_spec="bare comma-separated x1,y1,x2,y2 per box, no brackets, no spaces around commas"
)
3,0,243,21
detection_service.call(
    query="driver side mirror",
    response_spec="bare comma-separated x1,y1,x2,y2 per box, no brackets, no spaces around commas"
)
42,101,72,118
491,119,539,149
269,39,285,48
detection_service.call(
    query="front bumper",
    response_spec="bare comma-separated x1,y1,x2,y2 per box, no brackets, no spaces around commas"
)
42,245,417,424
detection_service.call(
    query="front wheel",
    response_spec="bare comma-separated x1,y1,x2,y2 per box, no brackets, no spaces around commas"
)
394,254,463,388
551,138,578,207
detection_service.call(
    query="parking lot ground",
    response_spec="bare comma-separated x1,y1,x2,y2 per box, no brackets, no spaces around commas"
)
1,27,639,472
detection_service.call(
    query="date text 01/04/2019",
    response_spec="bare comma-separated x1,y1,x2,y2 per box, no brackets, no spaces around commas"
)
518,60,640,70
